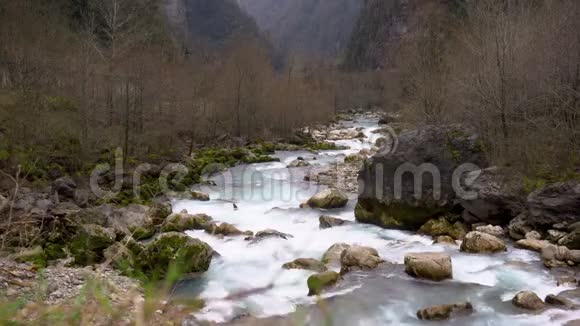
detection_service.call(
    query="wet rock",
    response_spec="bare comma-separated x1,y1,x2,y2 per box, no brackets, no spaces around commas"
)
512,291,545,310
206,223,249,237
110,204,156,240
526,181,580,228
433,235,457,245
459,167,524,225
52,176,77,199
321,243,350,266
508,214,533,240
246,229,292,243
545,294,576,309
190,190,210,201
340,245,383,273
344,153,365,163
515,239,550,252
140,232,213,277
460,231,506,253
319,215,351,229
525,231,542,240
418,217,453,236
282,258,327,272
306,188,348,209
307,271,340,296
161,213,213,233
356,125,487,230
404,252,452,281
417,302,473,321
474,225,505,238
287,159,310,168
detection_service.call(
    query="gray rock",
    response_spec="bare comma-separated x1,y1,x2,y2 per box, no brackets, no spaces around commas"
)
545,294,576,309
319,215,351,229
282,258,327,272
306,188,348,209
475,224,505,238
515,239,550,252
73,189,90,207
321,243,350,266
52,176,77,199
541,245,580,268
356,125,487,230
559,229,580,250
512,291,545,310
287,159,310,168
547,229,567,243
110,204,156,240
417,302,473,320
459,167,524,225
340,245,383,273
508,214,533,240
526,181,580,228
460,231,506,253
50,202,81,217
525,230,542,240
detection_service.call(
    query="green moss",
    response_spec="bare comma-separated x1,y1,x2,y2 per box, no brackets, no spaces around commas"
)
355,198,448,230
307,271,340,296
69,225,115,266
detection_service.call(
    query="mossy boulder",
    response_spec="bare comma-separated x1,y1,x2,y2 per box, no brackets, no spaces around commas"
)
418,217,453,236
190,191,210,201
103,237,145,274
110,204,156,240
161,212,213,232
307,271,340,296
355,199,446,231
69,224,116,265
321,243,351,266
140,232,213,277
307,188,348,209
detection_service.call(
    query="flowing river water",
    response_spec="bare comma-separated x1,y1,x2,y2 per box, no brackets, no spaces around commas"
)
172,114,579,325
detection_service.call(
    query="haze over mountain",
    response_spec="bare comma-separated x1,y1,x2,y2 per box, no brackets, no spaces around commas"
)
237,0,363,59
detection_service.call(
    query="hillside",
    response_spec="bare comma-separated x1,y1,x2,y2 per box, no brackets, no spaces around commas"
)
237,0,362,59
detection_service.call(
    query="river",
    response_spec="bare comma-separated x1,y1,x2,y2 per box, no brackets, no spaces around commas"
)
172,113,579,325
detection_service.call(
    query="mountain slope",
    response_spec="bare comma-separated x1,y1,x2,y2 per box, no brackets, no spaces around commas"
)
237,0,363,59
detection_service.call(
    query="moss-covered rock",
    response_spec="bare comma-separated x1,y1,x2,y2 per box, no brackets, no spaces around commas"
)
307,271,340,296
190,191,210,201
282,258,327,272
110,204,156,240
355,199,446,231
306,188,348,209
418,217,453,236
140,232,213,277
69,224,116,265
161,213,213,233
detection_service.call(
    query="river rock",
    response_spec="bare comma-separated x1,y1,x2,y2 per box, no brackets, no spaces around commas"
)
404,252,452,281
559,229,580,250
319,215,351,229
512,291,545,310
525,231,542,240
67,206,110,226
417,302,473,320
321,243,350,266
161,213,213,232
460,231,506,253
475,225,505,238
508,214,534,240
418,217,453,236
526,181,580,228
282,258,327,272
307,271,340,296
246,229,292,243
459,167,524,225
140,232,213,277
515,239,550,252
110,204,156,240
207,223,250,237
541,245,580,268
545,294,576,309
340,245,383,273
434,235,457,245
190,190,210,201
356,125,487,230
287,159,310,168
306,188,348,209
547,230,568,243
50,202,81,217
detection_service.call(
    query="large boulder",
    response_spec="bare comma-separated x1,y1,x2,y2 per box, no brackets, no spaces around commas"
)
282,258,327,272
459,167,524,224
161,212,213,233
512,291,545,310
110,204,156,240
319,216,351,229
404,253,453,281
356,125,486,230
474,224,505,238
515,239,550,252
417,302,473,321
340,246,383,273
140,232,213,277
307,271,340,296
460,231,506,253
508,214,534,240
321,243,351,266
525,181,580,228
418,216,468,240
306,188,348,209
